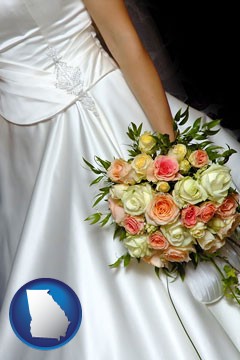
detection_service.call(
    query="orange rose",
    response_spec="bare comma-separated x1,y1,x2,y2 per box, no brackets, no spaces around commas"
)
188,149,209,168
163,246,193,263
107,159,132,183
198,201,217,223
148,231,169,250
146,193,180,225
216,193,239,219
143,252,167,268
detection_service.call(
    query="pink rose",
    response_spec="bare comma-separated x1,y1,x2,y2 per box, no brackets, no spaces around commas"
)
216,193,239,219
181,205,200,228
123,215,145,235
148,231,169,250
146,193,180,225
107,159,132,183
143,252,167,268
108,197,126,224
147,155,179,182
163,246,192,263
188,150,209,168
218,213,240,239
198,201,217,223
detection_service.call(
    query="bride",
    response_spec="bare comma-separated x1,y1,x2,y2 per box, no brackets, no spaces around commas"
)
0,1,239,359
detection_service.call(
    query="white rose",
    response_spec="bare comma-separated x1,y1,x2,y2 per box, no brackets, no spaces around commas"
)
124,235,152,258
161,220,194,247
122,183,153,215
189,222,207,239
172,176,208,208
197,230,224,251
197,164,232,204
110,184,129,199
207,216,225,234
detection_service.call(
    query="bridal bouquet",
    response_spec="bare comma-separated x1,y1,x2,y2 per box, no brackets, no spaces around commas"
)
84,107,240,304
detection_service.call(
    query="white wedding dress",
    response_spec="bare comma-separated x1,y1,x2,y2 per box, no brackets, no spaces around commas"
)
0,1,240,359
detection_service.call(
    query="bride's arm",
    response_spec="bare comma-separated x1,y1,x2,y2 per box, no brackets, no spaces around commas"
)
83,0,175,141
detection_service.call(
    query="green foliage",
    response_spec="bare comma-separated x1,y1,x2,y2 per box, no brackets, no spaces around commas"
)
114,224,127,241
222,265,240,304
126,107,236,166
126,122,143,158
85,211,111,227
109,253,132,268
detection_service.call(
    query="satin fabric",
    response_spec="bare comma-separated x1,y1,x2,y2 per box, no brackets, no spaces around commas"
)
0,1,240,359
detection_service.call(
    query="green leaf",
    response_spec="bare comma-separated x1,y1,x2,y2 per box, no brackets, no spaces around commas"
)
218,148,237,165
205,145,223,151
90,175,104,186
155,266,160,279
114,225,127,241
176,263,186,281
94,156,111,170
136,123,143,137
178,106,189,125
127,128,135,141
109,253,131,268
192,117,202,130
205,128,220,136
194,134,208,140
99,186,111,192
124,253,131,267
179,126,192,135
100,213,111,227
82,157,102,174
109,256,124,268
93,192,107,207
202,119,221,129
84,212,102,224
199,140,213,148
174,108,183,122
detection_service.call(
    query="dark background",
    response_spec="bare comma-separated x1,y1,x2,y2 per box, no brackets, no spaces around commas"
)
146,4,238,131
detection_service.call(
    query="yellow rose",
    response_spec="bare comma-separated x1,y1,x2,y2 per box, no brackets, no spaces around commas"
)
156,181,170,193
131,154,153,177
168,144,187,161
138,132,157,154
179,159,191,174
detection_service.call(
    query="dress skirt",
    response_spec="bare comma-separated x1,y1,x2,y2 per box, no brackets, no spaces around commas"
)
0,68,240,360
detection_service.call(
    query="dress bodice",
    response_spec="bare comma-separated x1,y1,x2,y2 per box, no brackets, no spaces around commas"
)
0,0,117,124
